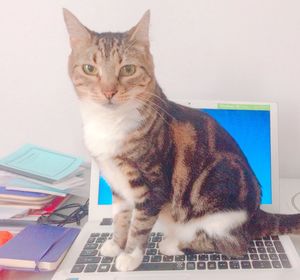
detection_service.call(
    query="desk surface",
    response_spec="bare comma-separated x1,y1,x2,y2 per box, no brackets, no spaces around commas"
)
1,178,300,280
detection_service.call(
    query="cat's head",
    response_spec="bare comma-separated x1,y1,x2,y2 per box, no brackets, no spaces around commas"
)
63,9,155,108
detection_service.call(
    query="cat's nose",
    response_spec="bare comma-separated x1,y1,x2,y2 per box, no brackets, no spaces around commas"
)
103,88,118,100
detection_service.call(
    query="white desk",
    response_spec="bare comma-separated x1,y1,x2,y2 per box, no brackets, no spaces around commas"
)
1,178,300,280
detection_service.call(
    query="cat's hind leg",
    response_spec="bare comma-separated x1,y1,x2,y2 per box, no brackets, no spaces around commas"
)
159,236,184,256
178,228,249,257
212,227,250,257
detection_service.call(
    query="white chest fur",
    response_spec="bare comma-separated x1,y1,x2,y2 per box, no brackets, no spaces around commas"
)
79,100,142,204
79,100,142,159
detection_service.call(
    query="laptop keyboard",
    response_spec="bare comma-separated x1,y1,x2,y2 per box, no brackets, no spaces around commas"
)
71,232,292,273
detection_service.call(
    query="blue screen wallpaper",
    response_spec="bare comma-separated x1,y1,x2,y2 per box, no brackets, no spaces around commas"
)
98,109,272,205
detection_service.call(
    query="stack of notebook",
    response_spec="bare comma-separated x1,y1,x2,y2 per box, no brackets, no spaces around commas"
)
0,144,90,221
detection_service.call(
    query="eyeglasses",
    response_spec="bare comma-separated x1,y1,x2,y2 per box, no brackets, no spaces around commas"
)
37,200,89,226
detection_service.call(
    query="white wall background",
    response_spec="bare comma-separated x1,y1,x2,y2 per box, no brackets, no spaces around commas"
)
0,0,299,178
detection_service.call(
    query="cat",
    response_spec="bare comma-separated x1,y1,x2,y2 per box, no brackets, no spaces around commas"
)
63,9,300,272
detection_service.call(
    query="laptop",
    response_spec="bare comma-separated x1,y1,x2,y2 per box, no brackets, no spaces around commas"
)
52,100,300,280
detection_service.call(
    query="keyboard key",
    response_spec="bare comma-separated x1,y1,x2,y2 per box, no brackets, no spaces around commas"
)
71,264,85,273
279,254,289,262
135,262,185,271
221,255,229,260
150,255,162,262
229,261,240,269
249,241,255,247
264,241,273,247
273,241,285,253
84,243,98,250
101,233,110,237
259,254,269,260
143,256,150,262
152,236,162,242
272,261,282,268
241,261,251,269
210,254,220,261
96,237,106,243
250,254,259,260
146,249,157,255
252,260,272,269
263,236,271,240
281,260,292,268
197,262,206,270
175,255,185,261
101,257,113,264
271,236,279,240
187,254,197,261
248,247,257,253
76,256,101,264
218,261,228,269
84,264,98,273
255,241,264,247
187,262,196,270
239,255,250,260
269,254,279,261
147,242,156,248
163,255,174,262
100,218,113,225
257,247,266,253
207,262,217,270
87,237,96,243
98,264,111,272
199,254,209,261
80,250,98,256
267,247,276,254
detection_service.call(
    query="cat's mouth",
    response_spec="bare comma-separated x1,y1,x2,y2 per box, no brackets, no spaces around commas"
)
102,99,119,108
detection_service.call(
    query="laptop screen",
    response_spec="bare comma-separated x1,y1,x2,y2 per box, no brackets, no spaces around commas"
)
98,104,272,205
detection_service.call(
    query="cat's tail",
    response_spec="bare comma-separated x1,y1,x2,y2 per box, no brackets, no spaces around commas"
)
248,209,300,239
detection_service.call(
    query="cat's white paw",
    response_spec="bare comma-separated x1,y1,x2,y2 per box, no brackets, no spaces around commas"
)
115,248,143,271
159,237,184,256
100,239,122,257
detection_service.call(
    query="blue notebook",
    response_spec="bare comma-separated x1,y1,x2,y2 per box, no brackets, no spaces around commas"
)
0,144,83,183
0,224,80,271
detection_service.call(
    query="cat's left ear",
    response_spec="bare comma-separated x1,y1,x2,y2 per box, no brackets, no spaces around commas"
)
63,8,91,49
127,10,150,46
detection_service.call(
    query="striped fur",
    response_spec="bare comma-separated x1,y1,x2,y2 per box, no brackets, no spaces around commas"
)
64,9,300,271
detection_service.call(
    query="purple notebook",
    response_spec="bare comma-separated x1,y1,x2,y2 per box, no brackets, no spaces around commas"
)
0,224,80,271
0,186,48,197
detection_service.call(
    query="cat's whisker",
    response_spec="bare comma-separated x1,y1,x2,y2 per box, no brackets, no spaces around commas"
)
134,97,171,126
138,90,169,105
136,94,175,122
133,97,171,126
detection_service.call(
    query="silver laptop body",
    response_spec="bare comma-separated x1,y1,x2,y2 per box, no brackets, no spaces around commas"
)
52,100,300,280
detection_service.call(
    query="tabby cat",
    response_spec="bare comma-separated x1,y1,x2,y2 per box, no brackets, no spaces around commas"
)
63,9,300,271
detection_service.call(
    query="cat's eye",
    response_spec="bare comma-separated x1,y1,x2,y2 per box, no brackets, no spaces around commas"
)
119,64,136,77
82,64,98,75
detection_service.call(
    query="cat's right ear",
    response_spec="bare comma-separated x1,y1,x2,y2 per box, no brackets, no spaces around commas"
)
63,8,91,48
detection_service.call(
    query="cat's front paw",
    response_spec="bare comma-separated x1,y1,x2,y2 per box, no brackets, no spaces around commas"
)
100,239,122,257
159,237,184,256
115,248,143,271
